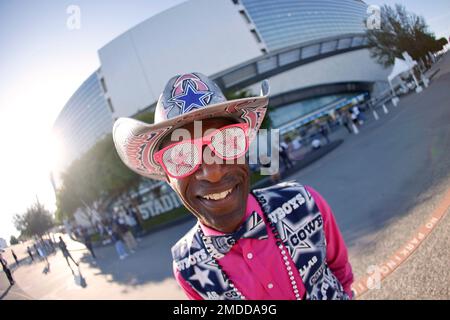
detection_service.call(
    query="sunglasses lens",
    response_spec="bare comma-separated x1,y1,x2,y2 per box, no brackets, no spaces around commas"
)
211,126,247,159
162,142,200,177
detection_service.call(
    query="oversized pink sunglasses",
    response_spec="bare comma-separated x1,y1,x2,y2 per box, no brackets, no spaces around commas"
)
154,123,249,178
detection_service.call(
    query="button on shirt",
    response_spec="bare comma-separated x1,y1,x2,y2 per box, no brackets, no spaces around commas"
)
173,185,354,300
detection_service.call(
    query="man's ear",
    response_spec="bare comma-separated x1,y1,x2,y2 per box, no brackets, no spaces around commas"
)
165,175,177,192
163,173,170,184
163,174,170,184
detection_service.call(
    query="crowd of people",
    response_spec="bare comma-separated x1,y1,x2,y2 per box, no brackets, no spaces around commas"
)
108,210,140,260
70,205,143,261
283,105,368,153
27,238,56,265
250,104,369,186
0,237,57,286
0,205,147,288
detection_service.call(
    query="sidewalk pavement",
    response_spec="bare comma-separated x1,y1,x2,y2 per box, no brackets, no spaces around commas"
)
0,271,33,300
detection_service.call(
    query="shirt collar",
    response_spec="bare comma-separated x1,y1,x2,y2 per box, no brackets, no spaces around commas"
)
199,193,263,236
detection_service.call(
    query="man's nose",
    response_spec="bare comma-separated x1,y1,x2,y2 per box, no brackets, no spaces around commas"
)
195,160,225,183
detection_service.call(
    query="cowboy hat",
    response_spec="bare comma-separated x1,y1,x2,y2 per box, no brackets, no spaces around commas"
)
113,72,269,180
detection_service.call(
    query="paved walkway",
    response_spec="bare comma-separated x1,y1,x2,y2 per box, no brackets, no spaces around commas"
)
0,271,33,300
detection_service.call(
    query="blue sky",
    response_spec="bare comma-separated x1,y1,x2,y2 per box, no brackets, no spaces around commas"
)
0,0,448,243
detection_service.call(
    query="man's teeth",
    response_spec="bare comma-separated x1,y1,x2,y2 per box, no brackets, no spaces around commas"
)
202,188,233,200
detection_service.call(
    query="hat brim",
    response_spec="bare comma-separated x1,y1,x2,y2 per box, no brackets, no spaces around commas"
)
113,95,268,181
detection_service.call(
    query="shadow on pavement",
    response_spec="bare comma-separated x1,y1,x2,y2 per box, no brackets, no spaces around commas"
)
42,262,51,274
0,285,12,300
76,217,197,287
73,266,88,288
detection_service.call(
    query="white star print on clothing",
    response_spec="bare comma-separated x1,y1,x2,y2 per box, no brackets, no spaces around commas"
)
189,265,214,288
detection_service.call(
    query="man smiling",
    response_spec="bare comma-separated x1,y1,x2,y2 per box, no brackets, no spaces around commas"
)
113,72,353,300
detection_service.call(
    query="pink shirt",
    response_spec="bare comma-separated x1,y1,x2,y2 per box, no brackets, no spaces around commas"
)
173,185,353,300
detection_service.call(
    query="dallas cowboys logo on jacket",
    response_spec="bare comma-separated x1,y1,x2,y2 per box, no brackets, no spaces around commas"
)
171,181,350,300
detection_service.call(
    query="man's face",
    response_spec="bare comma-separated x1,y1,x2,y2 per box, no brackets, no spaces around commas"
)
161,118,250,233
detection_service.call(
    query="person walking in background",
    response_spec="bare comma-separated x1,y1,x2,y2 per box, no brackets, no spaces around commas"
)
354,105,366,124
58,236,78,271
26,246,34,263
319,123,330,144
74,227,83,240
81,228,96,260
340,112,352,134
33,243,40,260
279,140,294,169
112,210,121,226
127,205,144,237
0,252,15,286
109,225,129,260
47,237,56,253
116,216,138,253
351,106,364,125
125,207,141,241
96,221,107,240
349,108,358,126
42,239,52,254
36,241,49,264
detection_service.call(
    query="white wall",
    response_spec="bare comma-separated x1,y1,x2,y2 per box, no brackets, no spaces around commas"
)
244,49,393,97
98,0,262,118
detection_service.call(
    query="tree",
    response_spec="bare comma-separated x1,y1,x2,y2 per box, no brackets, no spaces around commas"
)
56,130,143,221
14,200,54,239
135,110,155,123
367,4,444,67
9,235,19,245
437,37,448,49
225,88,253,100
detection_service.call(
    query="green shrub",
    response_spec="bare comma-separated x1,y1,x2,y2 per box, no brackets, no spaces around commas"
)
142,206,190,231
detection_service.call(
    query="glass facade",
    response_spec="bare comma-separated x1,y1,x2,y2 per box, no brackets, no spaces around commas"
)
53,71,113,167
270,92,369,133
240,0,367,51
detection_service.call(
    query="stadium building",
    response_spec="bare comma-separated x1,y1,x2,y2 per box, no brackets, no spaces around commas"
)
53,0,391,172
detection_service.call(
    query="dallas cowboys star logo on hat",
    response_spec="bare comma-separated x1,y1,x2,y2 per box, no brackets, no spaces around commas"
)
169,81,213,114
